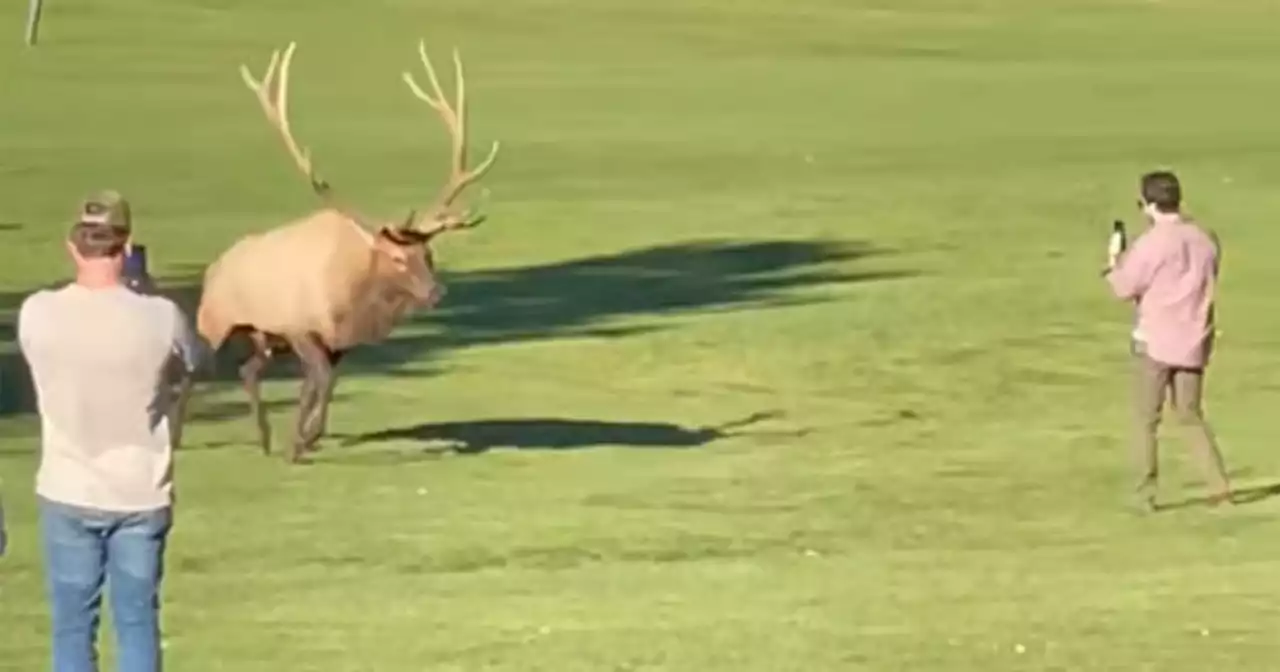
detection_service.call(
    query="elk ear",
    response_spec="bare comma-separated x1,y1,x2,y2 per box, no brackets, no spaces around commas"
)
372,230,412,264
381,223,435,247
373,227,402,253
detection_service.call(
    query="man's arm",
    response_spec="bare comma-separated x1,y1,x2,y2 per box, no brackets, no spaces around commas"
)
1105,236,1156,300
1208,229,1223,277
16,292,47,359
168,301,205,374
165,301,204,451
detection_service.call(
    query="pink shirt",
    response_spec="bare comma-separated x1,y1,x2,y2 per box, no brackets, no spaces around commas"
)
1106,216,1219,369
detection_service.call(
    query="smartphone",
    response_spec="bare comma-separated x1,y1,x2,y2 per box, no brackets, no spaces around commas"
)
123,244,156,294
1109,220,1127,256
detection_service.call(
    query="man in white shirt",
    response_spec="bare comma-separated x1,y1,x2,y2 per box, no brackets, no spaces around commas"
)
18,191,201,672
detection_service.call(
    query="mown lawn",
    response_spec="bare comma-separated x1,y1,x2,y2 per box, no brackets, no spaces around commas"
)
2,0,1280,669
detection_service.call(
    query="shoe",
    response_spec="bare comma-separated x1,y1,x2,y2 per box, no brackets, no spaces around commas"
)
1133,478,1158,513
1136,493,1158,513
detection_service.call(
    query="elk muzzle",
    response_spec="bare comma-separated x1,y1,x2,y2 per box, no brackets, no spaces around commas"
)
421,282,446,309
405,279,445,312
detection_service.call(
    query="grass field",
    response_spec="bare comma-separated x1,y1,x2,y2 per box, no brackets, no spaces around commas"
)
3,0,1280,669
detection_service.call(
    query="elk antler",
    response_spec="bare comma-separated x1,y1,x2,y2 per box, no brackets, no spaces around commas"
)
401,40,501,236
240,42,331,198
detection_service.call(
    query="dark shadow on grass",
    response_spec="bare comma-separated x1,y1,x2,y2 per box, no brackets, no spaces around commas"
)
1155,481,1280,512
186,393,350,424
322,411,810,465
0,394,353,456
0,237,915,419
1230,482,1280,505
339,411,786,455
0,223,21,232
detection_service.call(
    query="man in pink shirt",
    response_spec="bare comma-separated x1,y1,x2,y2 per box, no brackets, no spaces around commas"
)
1105,171,1232,510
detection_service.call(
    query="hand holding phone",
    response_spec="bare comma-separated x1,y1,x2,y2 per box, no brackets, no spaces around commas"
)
1107,219,1127,270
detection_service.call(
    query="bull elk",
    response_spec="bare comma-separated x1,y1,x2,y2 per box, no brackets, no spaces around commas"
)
173,40,500,463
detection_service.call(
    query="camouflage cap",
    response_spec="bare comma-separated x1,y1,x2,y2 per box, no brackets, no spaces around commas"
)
69,190,132,258
77,189,132,231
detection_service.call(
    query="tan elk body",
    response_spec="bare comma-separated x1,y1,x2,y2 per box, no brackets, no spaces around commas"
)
174,39,500,463
197,210,426,353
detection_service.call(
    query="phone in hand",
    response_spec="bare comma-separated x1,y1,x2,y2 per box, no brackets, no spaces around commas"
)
1108,219,1127,268
123,244,157,294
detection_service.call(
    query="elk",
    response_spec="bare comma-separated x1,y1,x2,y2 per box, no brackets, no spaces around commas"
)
172,40,500,463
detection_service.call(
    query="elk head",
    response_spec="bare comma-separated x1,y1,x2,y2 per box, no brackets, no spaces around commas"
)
238,39,501,312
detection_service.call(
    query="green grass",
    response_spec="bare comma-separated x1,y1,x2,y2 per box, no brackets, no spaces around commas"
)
4,0,1280,669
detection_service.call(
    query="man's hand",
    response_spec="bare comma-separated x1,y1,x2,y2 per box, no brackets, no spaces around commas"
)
1107,220,1127,270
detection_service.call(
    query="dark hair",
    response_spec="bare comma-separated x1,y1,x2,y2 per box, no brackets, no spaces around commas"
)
1140,171,1182,213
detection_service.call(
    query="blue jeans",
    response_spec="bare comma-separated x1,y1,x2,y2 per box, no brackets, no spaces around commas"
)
38,497,172,672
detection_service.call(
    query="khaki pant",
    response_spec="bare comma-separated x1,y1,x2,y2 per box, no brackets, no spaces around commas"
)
1132,354,1230,496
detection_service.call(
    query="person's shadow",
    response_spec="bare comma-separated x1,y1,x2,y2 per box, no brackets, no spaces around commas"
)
1155,479,1280,512
336,410,798,456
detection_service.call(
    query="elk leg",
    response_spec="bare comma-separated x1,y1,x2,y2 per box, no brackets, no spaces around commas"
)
289,335,333,463
240,331,273,455
309,349,346,450
297,346,340,455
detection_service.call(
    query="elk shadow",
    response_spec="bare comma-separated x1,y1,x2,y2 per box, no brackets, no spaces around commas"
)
333,411,800,460
0,237,915,419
